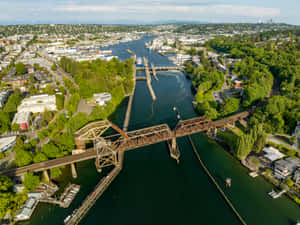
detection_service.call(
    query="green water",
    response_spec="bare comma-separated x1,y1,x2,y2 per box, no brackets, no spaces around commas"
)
19,37,300,225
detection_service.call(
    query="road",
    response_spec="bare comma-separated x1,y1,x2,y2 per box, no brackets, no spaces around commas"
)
267,134,299,152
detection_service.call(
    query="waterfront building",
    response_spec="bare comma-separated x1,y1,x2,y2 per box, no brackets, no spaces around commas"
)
262,146,285,162
15,197,38,221
293,168,300,186
273,157,300,181
0,136,17,152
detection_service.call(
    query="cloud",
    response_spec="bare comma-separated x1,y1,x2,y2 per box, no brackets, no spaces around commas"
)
55,4,280,18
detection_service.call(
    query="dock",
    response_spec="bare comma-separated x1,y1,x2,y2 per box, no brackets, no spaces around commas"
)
268,189,287,199
39,184,80,208
143,57,156,101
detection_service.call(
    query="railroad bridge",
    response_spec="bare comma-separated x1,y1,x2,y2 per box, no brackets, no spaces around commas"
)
74,111,249,172
0,112,248,177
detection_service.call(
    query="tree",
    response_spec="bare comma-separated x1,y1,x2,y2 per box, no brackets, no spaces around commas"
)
221,98,240,116
15,149,33,167
0,111,11,133
51,63,57,71
0,175,13,192
286,177,294,187
50,167,62,178
251,124,266,153
66,112,88,133
55,133,75,152
56,94,65,110
235,134,254,159
23,172,40,192
33,152,48,163
3,90,22,113
41,143,61,158
15,62,26,75
11,123,20,132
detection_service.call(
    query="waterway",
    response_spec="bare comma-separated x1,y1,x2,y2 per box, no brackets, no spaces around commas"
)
20,36,300,225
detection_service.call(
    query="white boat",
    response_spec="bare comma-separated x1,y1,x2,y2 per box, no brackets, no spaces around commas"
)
136,57,143,66
64,215,71,224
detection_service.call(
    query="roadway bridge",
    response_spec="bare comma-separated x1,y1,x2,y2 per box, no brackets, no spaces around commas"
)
0,111,249,177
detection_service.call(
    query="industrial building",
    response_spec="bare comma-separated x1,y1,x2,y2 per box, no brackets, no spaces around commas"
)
12,111,31,130
17,94,56,113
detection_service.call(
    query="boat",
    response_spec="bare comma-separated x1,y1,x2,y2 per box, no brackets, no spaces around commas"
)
226,178,231,187
64,215,71,224
136,57,143,66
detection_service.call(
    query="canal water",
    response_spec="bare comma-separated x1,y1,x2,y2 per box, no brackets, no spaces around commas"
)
19,37,300,225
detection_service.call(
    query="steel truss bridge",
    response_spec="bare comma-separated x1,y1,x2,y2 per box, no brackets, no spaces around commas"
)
0,112,248,177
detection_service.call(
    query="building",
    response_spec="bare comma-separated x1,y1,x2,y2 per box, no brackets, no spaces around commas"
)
0,91,9,108
293,168,300,186
273,157,300,181
12,111,31,130
15,197,38,221
17,94,56,113
2,75,30,87
0,136,17,152
262,146,285,162
294,122,300,138
234,80,243,89
93,92,112,106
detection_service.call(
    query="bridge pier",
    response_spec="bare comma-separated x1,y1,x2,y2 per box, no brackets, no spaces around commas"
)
71,163,77,179
43,170,50,182
167,134,180,163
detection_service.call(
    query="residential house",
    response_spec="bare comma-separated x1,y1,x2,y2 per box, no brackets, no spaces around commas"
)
273,157,300,181
293,168,300,186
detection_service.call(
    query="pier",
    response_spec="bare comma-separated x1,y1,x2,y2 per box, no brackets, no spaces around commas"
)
123,55,136,132
151,63,158,81
143,57,156,101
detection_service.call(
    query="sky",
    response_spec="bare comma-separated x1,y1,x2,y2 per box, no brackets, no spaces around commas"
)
0,0,299,25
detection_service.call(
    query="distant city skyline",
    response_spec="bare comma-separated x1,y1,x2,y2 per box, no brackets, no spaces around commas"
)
0,0,299,25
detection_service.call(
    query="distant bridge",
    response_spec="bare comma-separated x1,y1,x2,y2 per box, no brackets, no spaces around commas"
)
136,66,184,72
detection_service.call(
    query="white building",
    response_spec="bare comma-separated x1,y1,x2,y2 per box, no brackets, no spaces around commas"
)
17,94,56,113
262,146,285,162
15,197,38,221
93,92,112,106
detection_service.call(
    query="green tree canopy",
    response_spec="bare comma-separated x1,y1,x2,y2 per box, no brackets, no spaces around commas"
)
15,62,26,75
23,172,40,192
